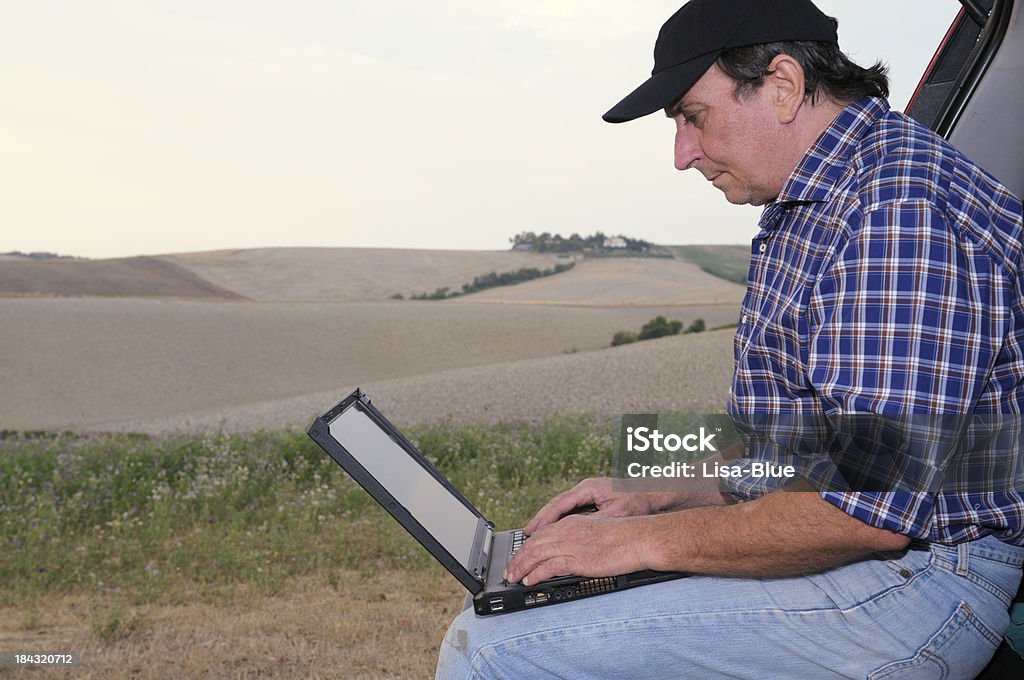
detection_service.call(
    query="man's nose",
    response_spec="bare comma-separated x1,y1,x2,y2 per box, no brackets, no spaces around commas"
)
674,122,701,171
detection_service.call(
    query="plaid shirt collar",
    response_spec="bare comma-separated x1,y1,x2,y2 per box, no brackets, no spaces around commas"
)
770,96,891,210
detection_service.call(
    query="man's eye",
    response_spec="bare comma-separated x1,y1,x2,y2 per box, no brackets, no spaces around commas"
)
684,113,702,127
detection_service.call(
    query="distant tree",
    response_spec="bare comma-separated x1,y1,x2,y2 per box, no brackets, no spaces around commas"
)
684,318,705,334
623,236,653,252
638,316,683,341
412,286,454,300
611,331,638,347
612,315,693,347
509,230,653,253
413,263,576,300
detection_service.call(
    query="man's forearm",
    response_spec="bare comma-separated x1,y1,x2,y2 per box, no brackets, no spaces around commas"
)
651,489,730,513
505,485,910,585
639,490,910,577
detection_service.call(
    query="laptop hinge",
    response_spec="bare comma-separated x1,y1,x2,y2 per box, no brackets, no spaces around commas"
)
470,522,494,580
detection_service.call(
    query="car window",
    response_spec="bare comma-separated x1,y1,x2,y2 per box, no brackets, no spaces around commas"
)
907,0,1023,197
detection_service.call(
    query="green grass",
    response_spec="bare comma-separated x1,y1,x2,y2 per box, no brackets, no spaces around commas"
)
0,418,614,606
581,247,674,259
668,245,751,285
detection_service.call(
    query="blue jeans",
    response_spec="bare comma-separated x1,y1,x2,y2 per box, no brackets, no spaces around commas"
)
436,535,1024,679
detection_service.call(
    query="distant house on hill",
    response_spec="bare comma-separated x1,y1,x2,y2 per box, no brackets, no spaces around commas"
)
509,230,652,254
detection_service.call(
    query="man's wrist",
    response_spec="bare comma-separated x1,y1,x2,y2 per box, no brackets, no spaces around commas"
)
626,512,693,572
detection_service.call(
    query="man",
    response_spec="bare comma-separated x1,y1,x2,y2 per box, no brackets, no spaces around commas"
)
436,0,1024,677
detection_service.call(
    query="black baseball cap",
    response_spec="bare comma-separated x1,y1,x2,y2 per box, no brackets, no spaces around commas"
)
603,0,839,123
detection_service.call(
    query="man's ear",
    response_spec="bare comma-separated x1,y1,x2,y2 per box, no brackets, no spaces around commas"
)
766,54,806,124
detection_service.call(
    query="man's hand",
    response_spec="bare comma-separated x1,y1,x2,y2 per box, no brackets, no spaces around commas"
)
523,478,654,536
504,514,649,586
523,477,718,536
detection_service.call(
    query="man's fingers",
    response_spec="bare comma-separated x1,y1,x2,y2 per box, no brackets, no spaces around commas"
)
520,555,575,587
524,487,596,535
505,515,645,586
505,534,576,585
505,519,574,581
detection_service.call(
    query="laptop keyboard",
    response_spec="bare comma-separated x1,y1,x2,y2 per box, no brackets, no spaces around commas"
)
510,529,526,556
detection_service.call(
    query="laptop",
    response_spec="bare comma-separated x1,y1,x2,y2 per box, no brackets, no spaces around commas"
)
307,388,686,615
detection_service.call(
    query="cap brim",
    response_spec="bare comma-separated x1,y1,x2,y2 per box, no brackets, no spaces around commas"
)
602,52,720,123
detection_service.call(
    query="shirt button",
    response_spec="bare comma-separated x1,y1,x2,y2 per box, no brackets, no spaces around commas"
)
758,243,767,253
741,314,749,324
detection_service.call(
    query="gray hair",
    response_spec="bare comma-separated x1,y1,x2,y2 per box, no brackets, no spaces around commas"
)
716,23,889,104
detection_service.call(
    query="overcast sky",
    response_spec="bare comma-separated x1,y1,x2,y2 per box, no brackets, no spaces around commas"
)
1,1,960,258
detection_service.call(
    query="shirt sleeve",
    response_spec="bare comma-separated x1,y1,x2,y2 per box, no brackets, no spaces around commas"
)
807,199,1010,538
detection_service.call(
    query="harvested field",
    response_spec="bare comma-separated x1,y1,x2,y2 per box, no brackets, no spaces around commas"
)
0,297,737,432
162,247,571,302
450,257,743,306
0,246,746,433
0,257,243,299
95,328,736,434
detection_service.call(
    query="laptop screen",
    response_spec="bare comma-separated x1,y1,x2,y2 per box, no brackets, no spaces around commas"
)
328,403,481,569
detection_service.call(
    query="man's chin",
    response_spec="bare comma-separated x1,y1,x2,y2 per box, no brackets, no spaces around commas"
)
719,188,754,206
718,187,769,207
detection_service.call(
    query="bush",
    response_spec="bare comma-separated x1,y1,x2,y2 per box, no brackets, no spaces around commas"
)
611,331,637,347
612,315,706,346
684,318,705,334
411,287,454,300
412,263,575,300
637,316,683,341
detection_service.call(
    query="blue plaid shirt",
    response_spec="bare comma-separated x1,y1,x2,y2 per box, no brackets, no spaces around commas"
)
726,97,1024,546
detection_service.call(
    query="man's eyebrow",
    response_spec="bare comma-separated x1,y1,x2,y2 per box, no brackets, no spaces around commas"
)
664,101,700,118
